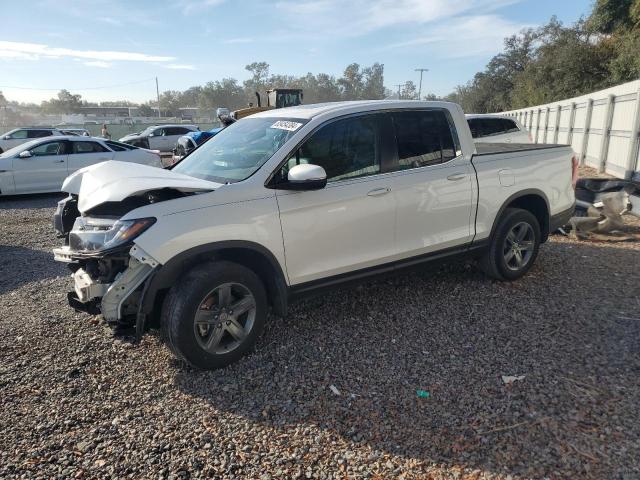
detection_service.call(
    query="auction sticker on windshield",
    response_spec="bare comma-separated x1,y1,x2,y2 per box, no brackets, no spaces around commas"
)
271,121,303,131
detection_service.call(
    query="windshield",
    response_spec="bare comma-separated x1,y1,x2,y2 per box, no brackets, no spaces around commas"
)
172,117,307,183
0,139,42,158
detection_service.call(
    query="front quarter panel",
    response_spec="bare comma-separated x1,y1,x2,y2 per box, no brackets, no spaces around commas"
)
130,188,288,283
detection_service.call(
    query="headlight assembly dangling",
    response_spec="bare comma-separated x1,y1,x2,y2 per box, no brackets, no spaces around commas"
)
70,217,156,253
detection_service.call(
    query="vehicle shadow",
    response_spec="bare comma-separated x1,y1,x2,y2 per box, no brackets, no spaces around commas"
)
0,245,67,295
0,192,64,210
173,240,639,478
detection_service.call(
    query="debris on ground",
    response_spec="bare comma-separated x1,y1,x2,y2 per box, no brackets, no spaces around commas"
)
567,176,640,241
329,384,341,396
416,389,430,398
501,375,526,385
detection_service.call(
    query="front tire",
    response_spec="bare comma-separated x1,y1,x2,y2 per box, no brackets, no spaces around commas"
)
479,208,541,281
161,261,267,369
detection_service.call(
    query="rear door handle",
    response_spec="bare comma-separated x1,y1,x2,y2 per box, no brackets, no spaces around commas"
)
446,173,466,181
367,187,391,197
53,160,65,163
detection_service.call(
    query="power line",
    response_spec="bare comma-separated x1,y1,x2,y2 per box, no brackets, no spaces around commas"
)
0,78,156,91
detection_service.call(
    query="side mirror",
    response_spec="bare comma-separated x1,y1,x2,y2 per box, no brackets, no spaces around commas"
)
148,133,155,137
19,150,32,159
284,164,327,190
3,135,9,140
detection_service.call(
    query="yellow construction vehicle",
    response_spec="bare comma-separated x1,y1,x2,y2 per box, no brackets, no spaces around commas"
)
232,88,303,120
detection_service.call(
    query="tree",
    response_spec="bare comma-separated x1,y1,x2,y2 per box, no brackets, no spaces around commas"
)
157,90,184,116
42,90,83,114
510,18,613,108
200,78,245,110
180,86,203,107
244,61,270,101
338,63,364,100
137,104,156,117
401,81,418,100
361,63,385,99
589,0,639,33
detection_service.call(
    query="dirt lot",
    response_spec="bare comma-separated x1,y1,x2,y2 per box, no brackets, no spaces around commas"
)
1,190,639,479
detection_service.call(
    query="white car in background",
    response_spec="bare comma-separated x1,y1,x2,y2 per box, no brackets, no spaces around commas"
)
466,114,532,144
119,124,199,152
0,136,162,196
0,127,66,152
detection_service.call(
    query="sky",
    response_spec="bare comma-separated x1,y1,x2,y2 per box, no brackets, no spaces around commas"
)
0,0,592,105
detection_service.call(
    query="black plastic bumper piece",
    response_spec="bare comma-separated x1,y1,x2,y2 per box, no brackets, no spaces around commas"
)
550,203,576,232
67,291,101,315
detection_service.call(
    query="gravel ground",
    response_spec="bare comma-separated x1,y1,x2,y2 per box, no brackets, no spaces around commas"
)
1,185,639,479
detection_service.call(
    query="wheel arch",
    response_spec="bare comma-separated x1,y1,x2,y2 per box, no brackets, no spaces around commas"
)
140,241,289,329
490,189,550,242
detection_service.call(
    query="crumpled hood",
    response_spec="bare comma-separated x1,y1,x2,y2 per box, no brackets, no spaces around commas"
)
62,160,221,213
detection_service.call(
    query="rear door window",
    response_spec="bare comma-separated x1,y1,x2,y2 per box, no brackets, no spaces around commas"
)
391,110,457,169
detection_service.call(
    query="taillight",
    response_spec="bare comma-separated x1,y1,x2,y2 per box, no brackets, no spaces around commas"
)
571,155,579,189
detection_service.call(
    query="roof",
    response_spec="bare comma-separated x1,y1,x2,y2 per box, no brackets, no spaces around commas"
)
250,100,460,120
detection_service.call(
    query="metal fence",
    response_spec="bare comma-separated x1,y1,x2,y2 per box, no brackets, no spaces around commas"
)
498,80,640,180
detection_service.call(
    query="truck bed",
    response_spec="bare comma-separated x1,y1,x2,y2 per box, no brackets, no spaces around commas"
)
474,142,568,155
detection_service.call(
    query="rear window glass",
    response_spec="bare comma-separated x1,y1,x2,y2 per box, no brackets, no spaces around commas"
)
105,140,135,151
500,119,519,133
468,118,519,138
392,110,457,169
27,130,53,138
72,141,109,153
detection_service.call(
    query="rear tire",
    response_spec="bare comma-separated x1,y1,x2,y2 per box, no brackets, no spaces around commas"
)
161,261,267,369
479,208,541,281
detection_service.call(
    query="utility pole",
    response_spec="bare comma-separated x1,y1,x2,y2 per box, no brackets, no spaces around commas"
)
155,77,161,118
394,84,404,100
415,68,428,100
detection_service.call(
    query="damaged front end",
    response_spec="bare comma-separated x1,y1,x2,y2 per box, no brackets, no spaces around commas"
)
53,197,159,335
52,160,220,336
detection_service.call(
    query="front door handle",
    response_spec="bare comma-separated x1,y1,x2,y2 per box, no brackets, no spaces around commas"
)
446,173,466,181
367,187,391,197
53,160,65,163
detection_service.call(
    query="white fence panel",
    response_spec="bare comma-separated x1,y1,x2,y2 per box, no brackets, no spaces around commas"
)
497,79,640,180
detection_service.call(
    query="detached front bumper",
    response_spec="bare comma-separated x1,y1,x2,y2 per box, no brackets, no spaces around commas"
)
53,245,158,323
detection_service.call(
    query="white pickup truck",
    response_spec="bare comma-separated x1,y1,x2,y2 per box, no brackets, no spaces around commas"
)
52,100,576,369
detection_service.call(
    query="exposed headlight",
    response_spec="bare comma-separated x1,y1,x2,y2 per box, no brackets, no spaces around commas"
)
69,217,156,253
